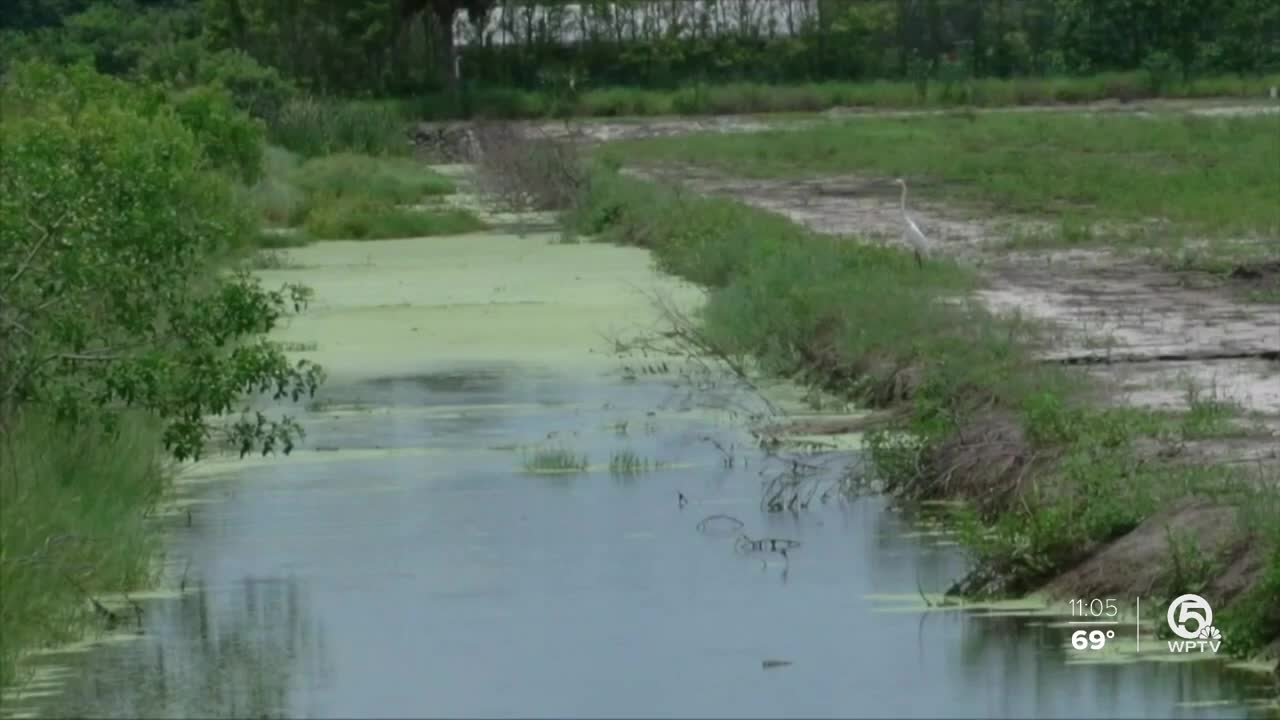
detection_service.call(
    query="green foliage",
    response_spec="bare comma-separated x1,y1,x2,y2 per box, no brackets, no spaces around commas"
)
142,45,297,124
0,61,322,462
1216,526,1280,655
0,1,201,75
4,60,267,185
169,83,265,183
303,197,484,240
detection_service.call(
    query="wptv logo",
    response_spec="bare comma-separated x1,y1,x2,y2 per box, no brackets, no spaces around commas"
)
1166,593,1223,654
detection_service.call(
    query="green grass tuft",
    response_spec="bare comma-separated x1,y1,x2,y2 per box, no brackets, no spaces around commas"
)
608,449,657,476
292,153,456,204
522,447,590,474
302,197,484,240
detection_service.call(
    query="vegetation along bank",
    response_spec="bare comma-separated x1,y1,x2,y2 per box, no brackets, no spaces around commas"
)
527,106,1280,670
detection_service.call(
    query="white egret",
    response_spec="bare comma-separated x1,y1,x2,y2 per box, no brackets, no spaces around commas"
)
893,178,930,268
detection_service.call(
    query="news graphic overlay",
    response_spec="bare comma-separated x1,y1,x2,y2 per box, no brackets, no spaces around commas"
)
1066,598,1125,652
1062,595,1226,658
1166,593,1223,654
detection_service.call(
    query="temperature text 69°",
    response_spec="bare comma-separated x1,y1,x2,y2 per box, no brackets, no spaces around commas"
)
1071,629,1115,650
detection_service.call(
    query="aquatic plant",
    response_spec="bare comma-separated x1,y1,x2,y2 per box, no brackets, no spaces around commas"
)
608,450,651,475
521,446,589,474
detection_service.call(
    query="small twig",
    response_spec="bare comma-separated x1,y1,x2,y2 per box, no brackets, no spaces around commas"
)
696,514,744,534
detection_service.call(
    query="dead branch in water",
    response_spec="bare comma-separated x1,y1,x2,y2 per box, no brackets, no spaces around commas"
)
696,514,745,535
469,121,587,214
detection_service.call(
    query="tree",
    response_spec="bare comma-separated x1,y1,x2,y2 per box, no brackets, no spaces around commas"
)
398,0,496,90
0,62,323,462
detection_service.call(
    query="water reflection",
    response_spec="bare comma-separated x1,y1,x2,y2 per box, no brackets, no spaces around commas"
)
10,578,326,719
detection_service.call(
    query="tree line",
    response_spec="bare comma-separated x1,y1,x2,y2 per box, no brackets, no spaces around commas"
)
3,1,1277,97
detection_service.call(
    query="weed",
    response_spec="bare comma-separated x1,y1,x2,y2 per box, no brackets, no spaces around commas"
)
521,446,589,474
608,450,653,476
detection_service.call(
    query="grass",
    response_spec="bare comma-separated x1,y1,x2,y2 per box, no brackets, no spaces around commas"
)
292,153,457,203
0,412,169,687
599,112,1280,246
302,197,483,240
249,144,482,243
522,446,589,474
608,450,661,476
400,71,1280,120
567,164,1280,657
269,96,407,158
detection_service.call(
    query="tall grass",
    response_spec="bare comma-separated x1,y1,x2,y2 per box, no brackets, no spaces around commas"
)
269,96,408,157
0,412,170,686
603,112,1280,243
399,71,1280,120
292,153,457,203
303,198,484,240
248,144,482,242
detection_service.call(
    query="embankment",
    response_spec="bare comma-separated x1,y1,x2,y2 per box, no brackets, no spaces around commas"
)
559,166,1280,675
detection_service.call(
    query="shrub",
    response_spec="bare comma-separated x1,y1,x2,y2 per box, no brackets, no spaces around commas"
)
142,44,297,125
170,83,265,183
0,60,321,460
4,60,266,185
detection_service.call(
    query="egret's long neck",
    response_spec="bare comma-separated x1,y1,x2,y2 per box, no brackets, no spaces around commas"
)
898,184,908,216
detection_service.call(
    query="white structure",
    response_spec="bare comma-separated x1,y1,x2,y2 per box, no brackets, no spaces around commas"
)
455,0,820,47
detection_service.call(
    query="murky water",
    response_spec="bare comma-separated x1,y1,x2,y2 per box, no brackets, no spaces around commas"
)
4,227,1274,718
